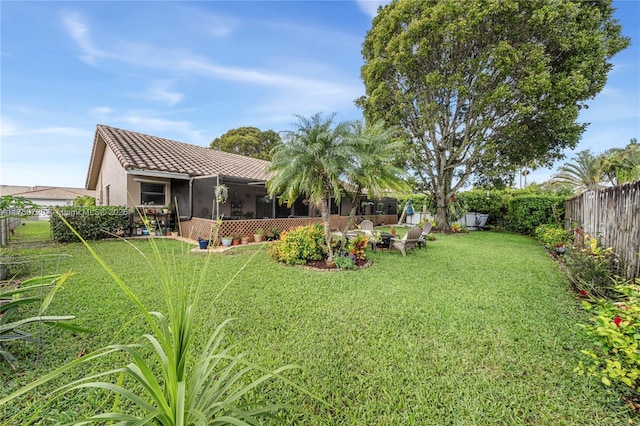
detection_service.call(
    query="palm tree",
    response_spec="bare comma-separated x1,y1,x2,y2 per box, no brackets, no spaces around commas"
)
550,150,608,193
342,120,408,232
267,113,352,263
602,139,640,185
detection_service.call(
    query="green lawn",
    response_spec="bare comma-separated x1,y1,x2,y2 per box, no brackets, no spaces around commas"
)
1,227,632,424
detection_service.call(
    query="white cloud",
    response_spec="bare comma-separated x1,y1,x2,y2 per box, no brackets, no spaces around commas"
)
59,10,357,99
1,122,91,138
120,111,206,144
139,82,184,106
90,106,114,116
354,0,391,18
60,10,106,65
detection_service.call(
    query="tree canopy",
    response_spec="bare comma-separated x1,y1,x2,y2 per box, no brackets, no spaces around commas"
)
210,126,281,160
358,0,629,230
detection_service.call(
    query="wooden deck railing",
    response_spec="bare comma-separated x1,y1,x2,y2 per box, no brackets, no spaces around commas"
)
179,214,398,242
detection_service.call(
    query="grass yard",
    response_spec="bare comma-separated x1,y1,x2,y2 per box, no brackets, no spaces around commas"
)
0,228,633,424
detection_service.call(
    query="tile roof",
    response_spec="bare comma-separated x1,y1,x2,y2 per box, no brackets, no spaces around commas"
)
88,124,272,187
0,185,95,199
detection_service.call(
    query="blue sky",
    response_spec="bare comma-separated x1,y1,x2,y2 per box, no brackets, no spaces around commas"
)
1,0,638,189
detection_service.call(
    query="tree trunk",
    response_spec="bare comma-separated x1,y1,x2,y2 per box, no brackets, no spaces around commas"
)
318,196,334,262
435,176,451,232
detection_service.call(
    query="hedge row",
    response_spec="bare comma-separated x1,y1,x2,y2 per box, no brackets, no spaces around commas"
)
50,206,129,242
396,188,567,235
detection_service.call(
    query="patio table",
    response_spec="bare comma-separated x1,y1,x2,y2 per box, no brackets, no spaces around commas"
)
371,232,392,251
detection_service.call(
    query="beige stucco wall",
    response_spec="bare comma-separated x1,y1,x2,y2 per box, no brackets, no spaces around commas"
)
97,144,129,206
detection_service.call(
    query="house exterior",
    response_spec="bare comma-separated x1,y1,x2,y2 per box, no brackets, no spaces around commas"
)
0,185,96,219
85,124,398,238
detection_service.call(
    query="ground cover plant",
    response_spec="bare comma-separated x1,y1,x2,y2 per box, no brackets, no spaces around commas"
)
1,228,635,424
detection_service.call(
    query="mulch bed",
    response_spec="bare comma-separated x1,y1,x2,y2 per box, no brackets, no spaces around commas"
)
305,258,371,271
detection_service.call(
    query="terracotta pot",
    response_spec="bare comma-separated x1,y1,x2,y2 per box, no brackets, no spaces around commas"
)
241,236,250,244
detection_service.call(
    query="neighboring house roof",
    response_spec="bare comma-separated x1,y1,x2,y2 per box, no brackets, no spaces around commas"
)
86,124,272,189
0,185,95,200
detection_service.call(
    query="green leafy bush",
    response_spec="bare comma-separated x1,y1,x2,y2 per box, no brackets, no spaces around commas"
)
269,223,327,265
50,206,129,242
334,254,357,270
563,232,620,298
348,234,369,260
507,195,565,235
576,279,640,391
534,224,570,249
459,190,509,227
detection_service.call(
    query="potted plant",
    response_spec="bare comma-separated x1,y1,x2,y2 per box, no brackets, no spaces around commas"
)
240,235,251,245
215,184,229,204
197,237,209,250
221,236,233,247
269,227,280,241
231,233,241,246
254,228,264,242
162,203,172,214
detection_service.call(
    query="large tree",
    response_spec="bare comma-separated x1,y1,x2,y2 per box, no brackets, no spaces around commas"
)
210,126,281,160
358,0,629,230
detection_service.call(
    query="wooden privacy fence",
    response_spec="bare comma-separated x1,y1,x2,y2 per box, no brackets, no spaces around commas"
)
564,181,640,280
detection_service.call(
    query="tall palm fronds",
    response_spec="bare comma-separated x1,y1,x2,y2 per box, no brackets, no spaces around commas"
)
267,113,353,262
342,120,408,231
602,139,640,185
551,150,608,193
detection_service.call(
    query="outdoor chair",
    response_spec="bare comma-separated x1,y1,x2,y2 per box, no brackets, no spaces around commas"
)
358,220,374,237
417,222,433,250
390,226,423,256
476,214,489,230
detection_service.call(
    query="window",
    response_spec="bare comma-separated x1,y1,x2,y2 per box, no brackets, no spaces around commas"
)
141,183,165,205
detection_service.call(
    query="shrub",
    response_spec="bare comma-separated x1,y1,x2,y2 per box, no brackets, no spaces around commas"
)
50,206,129,242
459,190,509,227
563,233,620,298
576,279,640,392
507,195,565,235
348,235,368,260
269,223,327,265
334,253,357,270
534,224,570,249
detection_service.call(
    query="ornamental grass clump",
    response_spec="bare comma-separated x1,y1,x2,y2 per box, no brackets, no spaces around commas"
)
0,210,317,424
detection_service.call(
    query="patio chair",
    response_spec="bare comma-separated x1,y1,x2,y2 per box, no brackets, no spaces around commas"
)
358,220,374,237
417,222,432,250
390,226,423,256
476,214,489,230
